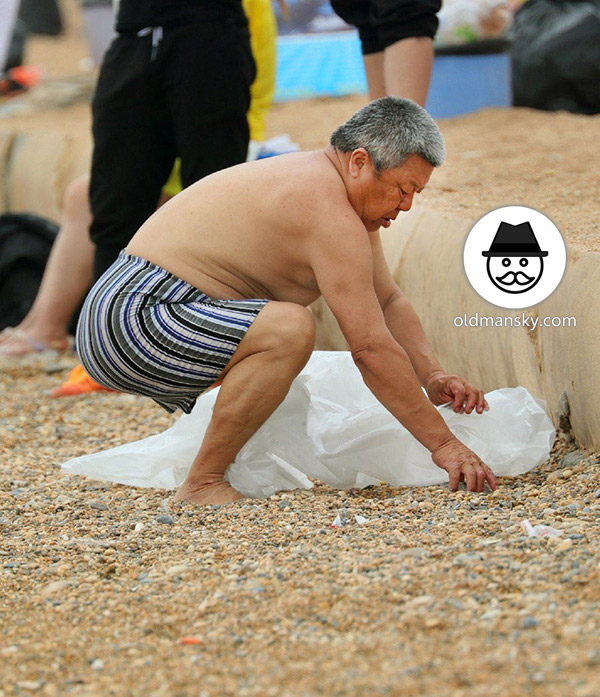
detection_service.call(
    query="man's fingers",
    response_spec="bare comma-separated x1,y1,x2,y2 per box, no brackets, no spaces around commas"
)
476,466,486,493
475,390,486,414
464,388,478,414
452,383,467,412
464,465,477,492
485,467,499,491
447,466,460,492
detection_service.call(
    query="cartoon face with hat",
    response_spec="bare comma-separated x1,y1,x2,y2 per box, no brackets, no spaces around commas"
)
482,221,548,294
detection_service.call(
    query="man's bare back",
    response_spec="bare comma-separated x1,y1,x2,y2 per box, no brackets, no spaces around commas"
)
127,151,348,307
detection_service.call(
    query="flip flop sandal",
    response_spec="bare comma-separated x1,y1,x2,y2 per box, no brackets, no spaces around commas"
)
0,329,71,357
0,327,15,343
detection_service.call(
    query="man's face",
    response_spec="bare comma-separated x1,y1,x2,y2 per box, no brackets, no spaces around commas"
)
348,152,434,232
487,255,544,294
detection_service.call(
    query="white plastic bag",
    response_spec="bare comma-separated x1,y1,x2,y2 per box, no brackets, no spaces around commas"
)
437,0,513,45
61,351,555,497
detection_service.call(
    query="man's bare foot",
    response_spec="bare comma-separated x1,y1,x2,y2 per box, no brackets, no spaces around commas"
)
173,479,244,505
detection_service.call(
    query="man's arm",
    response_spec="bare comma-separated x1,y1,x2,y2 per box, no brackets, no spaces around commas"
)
307,208,497,492
369,230,488,415
308,216,449,450
368,229,443,385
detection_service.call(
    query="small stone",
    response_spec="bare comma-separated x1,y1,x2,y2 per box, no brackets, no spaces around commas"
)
453,553,484,566
46,361,75,375
278,500,292,509
424,617,442,629
562,469,573,480
134,522,144,533
562,450,584,468
250,584,266,593
522,616,540,629
480,609,501,621
156,515,175,525
531,672,545,684
398,547,428,559
90,658,104,671
89,501,108,511
594,488,600,499
16,680,43,691
41,580,73,597
547,472,561,483
166,565,188,577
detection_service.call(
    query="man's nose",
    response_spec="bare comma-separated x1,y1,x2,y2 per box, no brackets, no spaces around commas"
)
397,192,414,211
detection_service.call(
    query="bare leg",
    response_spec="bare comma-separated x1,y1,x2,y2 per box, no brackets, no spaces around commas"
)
0,175,93,353
173,302,316,505
362,52,386,101
383,37,434,107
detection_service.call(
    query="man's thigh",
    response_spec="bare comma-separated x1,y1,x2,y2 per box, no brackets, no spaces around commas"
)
219,301,316,378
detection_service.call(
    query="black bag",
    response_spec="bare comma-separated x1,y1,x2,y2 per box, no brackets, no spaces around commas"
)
0,213,60,332
18,0,63,36
512,0,600,114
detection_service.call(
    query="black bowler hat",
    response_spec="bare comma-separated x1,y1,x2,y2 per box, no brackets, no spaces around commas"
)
482,221,548,257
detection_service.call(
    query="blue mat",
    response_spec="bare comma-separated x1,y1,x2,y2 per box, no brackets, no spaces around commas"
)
274,32,511,117
274,32,367,101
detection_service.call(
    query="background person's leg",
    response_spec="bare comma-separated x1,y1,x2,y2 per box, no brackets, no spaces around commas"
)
373,0,441,106
174,302,316,505
89,35,176,280
330,0,387,100
362,51,386,100
383,36,434,106
166,22,255,189
0,175,93,355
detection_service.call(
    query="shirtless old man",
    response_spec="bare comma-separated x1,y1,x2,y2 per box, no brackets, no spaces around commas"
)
76,97,498,505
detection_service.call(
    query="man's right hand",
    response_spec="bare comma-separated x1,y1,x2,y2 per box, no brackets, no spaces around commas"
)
431,438,498,492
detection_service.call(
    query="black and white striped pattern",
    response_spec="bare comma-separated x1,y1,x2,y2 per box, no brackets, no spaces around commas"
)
76,252,268,413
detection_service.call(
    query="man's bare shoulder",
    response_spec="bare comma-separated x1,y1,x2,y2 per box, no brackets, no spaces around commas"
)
269,151,360,232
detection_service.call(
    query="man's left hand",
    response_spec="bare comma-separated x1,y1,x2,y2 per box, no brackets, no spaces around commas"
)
426,371,489,414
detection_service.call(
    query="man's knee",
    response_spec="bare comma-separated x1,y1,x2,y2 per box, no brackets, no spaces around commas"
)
257,302,315,361
271,303,316,359
63,175,90,216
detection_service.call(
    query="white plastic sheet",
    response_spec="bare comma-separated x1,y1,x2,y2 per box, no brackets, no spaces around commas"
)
61,351,555,498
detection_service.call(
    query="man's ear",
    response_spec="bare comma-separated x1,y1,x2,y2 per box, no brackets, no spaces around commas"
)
348,148,370,178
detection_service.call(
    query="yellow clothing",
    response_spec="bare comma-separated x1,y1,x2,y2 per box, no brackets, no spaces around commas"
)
244,0,277,143
162,159,181,198
162,0,276,198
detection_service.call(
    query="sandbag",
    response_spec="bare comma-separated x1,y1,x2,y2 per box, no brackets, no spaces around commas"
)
61,352,555,498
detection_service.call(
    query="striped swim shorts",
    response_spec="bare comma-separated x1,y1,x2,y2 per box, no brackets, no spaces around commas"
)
76,251,269,413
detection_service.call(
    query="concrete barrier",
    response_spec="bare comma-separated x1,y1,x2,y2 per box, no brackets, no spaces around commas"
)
0,127,92,220
0,131,16,212
312,206,599,449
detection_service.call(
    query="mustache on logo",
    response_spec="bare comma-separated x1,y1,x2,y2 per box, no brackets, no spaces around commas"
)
496,270,535,286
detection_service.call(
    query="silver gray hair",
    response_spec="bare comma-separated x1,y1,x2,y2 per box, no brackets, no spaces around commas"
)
330,96,445,173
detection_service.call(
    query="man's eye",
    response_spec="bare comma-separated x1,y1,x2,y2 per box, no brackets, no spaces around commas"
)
400,188,407,196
